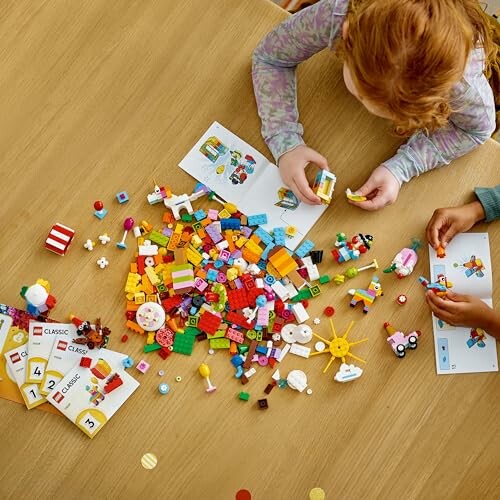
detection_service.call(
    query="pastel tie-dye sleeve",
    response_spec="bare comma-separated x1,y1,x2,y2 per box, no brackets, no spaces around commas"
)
383,48,497,184
252,0,348,162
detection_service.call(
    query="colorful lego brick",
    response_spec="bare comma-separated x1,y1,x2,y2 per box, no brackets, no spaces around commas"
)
116,191,129,203
239,392,250,401
181,213,193,222
295,239,314,259
126,320,144,335
125,272,141,293
313,170,336,204
187,315,199,327
319,275,330,284
206,268,218,282
227,288,250,310
144,342,162,353
172,332,196,355
247,214,268,226
186,245,203,266
149,230,169,247
167,232,181,250
206,223,223,244
272,227,286,246
145,266,161,286
197,311,222,335
45,223,75,256
257,398,268,409
254,227,273,245
269,247,298,277
225,327,245,344
193,209,206,221
311,250,324,264
209,337,230,349
226,311,254,329
171,263,195,293
218,208,231,219
221,218,241,230
309,285,321,297
261,242,275,261
136,359,150,373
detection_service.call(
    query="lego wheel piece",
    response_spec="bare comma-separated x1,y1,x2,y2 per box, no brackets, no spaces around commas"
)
281,324,296,344
136,302,166,332
396,345,406,357
408,335,418,349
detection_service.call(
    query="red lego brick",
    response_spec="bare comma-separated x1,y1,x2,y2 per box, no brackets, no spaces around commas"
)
247,287,263,307
158,347,172,359
227,288,250,311
137,256,146,275
104,374,123,394
80,356,92,368
161,295,183,312
226,311,254,329
197,311,222,335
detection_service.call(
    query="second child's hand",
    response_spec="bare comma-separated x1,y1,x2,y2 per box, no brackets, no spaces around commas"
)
278,145,330,205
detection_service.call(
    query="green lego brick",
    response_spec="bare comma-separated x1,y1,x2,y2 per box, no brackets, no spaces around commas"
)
211,329,226,339
291,288,312,302
149,230,169,247
183,326,200,336
156,282,166,292
187,315,199,327
144,342,162,353
239,391,250,401
256,331,263,341
209,338,230,349
246,329,257,340
238,344,249,355
310,285,321,297
319,275,331,284
172,333,196,355
181,213,193,222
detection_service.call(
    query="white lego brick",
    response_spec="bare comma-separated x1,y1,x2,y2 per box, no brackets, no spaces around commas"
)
290,344,311,358
284,282,298,298
271,369,281,381
291,302,309,323
277,343,291,362
244,368,256,379
271,281,290,301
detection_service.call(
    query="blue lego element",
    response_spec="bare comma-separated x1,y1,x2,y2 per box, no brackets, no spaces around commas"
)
201,259,209,267
272,227,286,246
193,209,206,221
230,355,244,367
221,218,241,230
264,274,276,285
295,239,314,258
257,260,267,271
227,257,234,265
261,242,275,261
94,208,108,220
214,259,224,269
234,366,243,378
206,269,218,282
254,227,273,245
116,191,129,204
247,214,268,226
255,345,267,355
122,356,134,369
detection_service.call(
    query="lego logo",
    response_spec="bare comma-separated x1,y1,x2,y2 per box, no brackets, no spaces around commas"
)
57,340,68,351
10,353,21,363
53,392,64,403
33,326,43,336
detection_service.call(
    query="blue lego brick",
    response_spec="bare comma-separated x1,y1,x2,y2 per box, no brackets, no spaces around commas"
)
254,227,273,245
193,209,206,221
255,345,267,355
295,239,314,258
247,214,268,226
257,260,267,271
230,355,244,367
272,227,286,246
116,191,129,204
206,269,218,282
261,242,275,261
221,218,241,231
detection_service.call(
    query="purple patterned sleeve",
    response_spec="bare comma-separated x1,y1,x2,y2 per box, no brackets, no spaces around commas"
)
252,0,348,162
383,48,496,184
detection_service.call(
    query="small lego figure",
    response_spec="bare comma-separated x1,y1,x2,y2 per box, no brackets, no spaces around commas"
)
20,279,56,316
93,200,107,219
163,189,206,220
419,274,453,297
436,245,446,258
332,232,374,263
70,316,110,349
383,238,422,278
384,322,421,358
348,276,383,313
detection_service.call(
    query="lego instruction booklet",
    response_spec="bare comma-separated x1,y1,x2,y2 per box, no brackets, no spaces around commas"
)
428,233,498,374
178,121,330,250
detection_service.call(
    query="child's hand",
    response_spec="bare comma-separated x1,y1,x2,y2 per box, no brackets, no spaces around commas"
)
278,145,329,205
348,166,400,211
426,202,485,250
425,291,495,330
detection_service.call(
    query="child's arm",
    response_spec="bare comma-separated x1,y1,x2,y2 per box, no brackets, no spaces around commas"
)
382,48,496,184
426,291,500,341
426,185,500,249
252,0,348,202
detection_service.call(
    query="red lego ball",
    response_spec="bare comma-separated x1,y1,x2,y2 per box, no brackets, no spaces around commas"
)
93,200,104,211
324,306,335,317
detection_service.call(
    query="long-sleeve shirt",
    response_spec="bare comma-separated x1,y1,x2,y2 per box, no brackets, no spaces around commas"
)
252,0,497,184
475,186,500,222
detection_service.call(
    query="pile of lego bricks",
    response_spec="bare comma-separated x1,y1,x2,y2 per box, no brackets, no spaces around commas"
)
123,195,328,386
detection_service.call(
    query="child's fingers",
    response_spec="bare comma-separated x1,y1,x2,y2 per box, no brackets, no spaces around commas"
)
290,177,321,205
440,222,458,247
307,151,329,171
425,294,454,323
445,291,470,303
425,215,442,249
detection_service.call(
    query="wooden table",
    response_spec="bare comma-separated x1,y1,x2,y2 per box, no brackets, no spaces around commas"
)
0,1,498,499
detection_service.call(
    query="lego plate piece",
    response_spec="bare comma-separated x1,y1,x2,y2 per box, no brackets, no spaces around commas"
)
333,363,363,383
178,122,330,250
46,349,139,439
345,188,367,202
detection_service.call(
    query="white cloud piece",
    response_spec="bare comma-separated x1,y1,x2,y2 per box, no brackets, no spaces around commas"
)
334,363,363,383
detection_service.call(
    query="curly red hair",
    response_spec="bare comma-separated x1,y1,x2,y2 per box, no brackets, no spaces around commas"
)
336,0,496,136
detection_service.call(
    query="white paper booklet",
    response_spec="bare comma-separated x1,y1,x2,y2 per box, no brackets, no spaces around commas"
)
427,233,498,374
178,122,330,250
46,349,139,438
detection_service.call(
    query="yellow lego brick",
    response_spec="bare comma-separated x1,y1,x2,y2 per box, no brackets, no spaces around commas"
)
174,223,183,234
269,248,298,277
146,294,157,303
250,234,261,245
146,332,156,345
186,246,203,266
134,292,146,304
167,232,181,251
235,237,248,248
142,273,154,295
244,239,263,257
125,272,141,294
242,247,260,264
145,266,161,286
137,237,145,246
190,234,203,248
218,209,231,219
154,254,163,266
130,262,138,273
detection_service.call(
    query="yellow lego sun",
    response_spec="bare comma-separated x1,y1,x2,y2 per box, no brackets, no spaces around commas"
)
310,320,368,373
